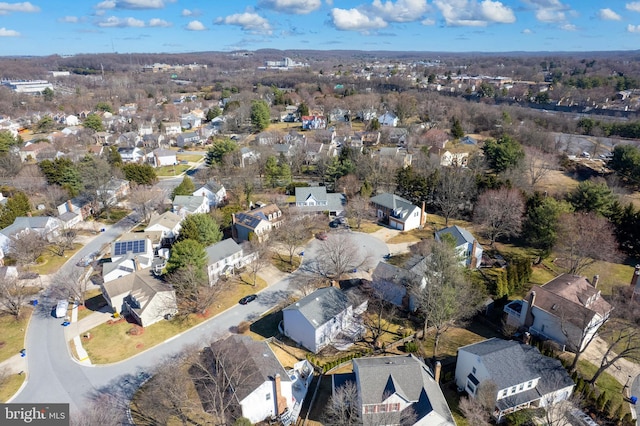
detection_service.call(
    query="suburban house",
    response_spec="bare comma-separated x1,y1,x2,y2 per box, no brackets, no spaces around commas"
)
172,195,209,218
434,225,483,269
439,150,469,167
294,186,346,216
232,203,284,243
144,211,182,245
101,270,178,327
240,147,259,168
301,115,326,130
203,335,314,425
370,193,426,231
193,180,227,207
176,131,200,147
18,141,56,162
56,197,93,227
150,148,176,167
205,238,255,284
163,122,181,135
378,112,399,127
503,274,612,352
0,216,63,252
96,178,130,206
455,338,575,422
333,354,456,426
371,257,427,311
282,286,366,354
103,236,155,283
117,147,145,163
180,113,201,130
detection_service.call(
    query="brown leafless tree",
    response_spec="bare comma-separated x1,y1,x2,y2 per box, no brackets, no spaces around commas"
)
50,268,91,306
8,233,47,266
473,188,525,246
246,238,271,286
459,380,497,426
71,394,127,426
589,318,640,385
433,167,477,226
322,380,361,426
165,264,220,315
128,184,165,223
0,275,31,318
554,212,619,275
345,195,375,230
49,228,77,257
314,233,372,280
362,290,397,350
336,174,361,198
523,145,558,191
272,215,310,265
292,275,327,297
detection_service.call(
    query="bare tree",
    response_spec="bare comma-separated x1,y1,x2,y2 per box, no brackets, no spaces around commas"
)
554,212,619,275
72,394,127,426
128,184,164,223
589,318,640,385
362,289,397,350
335,174,361,198
50,268,91,306
272,216,310,265
313,233,372,279
433,167,477,226
8,233,47,266
0,275,31,318
459,397,491,426
523,146,558,191
322,380,361,426
166,264,221,315
345,195,375,230
292,274,327,297
49,228,77,257
473,188,525,246
412,240,483,357
246,238,271,286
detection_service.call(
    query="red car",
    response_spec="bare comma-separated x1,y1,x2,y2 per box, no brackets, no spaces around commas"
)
315,232,328,241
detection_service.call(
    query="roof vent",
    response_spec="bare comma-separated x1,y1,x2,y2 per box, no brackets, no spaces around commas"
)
551,304,558,310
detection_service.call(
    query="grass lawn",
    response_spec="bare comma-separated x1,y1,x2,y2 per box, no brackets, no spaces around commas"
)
0,308,32,363
97,208,130,224
420,324,503,360
268,122,302,131
350,220,382,233
156,164,191,177
272,253,301,273
573,357,630,417
77,289,108,321
0,374,25,403
31,245,82,275
443,384,469,426
386,232,421,244
176,154,202,162
82,275,267,364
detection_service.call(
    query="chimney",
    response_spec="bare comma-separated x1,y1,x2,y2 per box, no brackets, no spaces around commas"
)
631,265,640,289
524,291,536,327
66,199,73,212
592,275,600,288
469,239,478,269
420,201,426,227
274,373,287,415
434,361,442,383
523,332,531,345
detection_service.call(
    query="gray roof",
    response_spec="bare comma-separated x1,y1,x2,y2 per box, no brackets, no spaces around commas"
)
208,335,289,402
206,238,242,264
284,286,350,329
153,149,175,157
146,211,182,231
1,216,61,237
435,225,479,248
354,354,455,426
295,186,346,213
173,195,205,213
459,338,574,394
370,193,420,220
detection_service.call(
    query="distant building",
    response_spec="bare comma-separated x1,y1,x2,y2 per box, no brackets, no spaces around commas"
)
2,80,53,93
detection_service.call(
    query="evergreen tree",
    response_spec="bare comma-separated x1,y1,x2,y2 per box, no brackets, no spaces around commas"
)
0,191,31,228
122,163,157,185
178,213,223,247
39,158,82,196
450,117,464,139
171,176,195,199
205,138,237,167
166,239,207,274
250,100,270,132
567,179,616,217
482,135,525,172
83,113,104,132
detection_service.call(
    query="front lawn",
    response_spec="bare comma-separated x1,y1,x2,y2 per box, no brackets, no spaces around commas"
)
156,164,191,177
0,308,33,363
350,220,382,233
82,276,267,364
176,154,203,162
0,374,25,403
31,244,82,275
272,253,301,273
77,289,108,321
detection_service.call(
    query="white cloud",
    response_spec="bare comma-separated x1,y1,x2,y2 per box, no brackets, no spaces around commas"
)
371,0,429,23
535,8,564,22
598,8,621,21
560,23,576,31
0,2,40,14
421,17,435,25
149,18,171,27
181,8,192,16
434,0,515,27
216,12,272,34
186,20,206,31
331,8,388,31
258,0,322,15
522,28,532,33
97,16,145,27
59,16,79,23
0,27,19,36
628,24,640,32
522,0,570,23
95,0,116,9
627,2,640,13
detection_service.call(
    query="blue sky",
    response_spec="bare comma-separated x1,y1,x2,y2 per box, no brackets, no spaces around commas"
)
0,0,637,56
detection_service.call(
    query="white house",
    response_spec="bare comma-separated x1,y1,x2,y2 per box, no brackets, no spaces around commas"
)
370,193,426,231
163,122,181,135
205,239,255,284
172,195,209,218
455,338,575,422
144,211,182,244
294,187,346,216
206,335,295,424
103,236,155,283
0,216,63,253
378,112,399,127
101,270,178,327
503,274,612,352
283,286,366,354
193,180,227,207
151,149,177,167
338,354,456,426
117,147,145,163
439,150,469,167
435,225,483,269
232,203,284,243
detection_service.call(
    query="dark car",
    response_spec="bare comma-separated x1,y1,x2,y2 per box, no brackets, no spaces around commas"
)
239,294,257,305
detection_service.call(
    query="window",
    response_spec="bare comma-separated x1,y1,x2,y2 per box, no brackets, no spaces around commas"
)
527,381,533,388
502,390,508,398
472,367,476,374
389,403,400,412
364,406,374,414
467,381,476,395
378,404,387,413
511,387,516,394
266,394,271,400
518,384,524,391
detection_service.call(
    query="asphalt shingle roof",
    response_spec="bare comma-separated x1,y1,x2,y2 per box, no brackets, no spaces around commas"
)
206,239,242,265
435,225,478,248
283,287,349,329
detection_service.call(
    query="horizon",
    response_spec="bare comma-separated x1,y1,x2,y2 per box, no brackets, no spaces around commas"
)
0,1,637,56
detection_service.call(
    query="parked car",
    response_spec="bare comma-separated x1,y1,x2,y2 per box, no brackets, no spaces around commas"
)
239,294,257,305
315,232,328,241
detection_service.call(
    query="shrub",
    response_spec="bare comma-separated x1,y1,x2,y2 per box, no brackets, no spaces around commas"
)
404,341,419,353
234,418,252,426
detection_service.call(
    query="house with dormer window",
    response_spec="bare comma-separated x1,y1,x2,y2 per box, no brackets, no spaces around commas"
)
455,338,574,422
370,193,426,231
205,238,256,284
294,186,346,216
232,203,284,243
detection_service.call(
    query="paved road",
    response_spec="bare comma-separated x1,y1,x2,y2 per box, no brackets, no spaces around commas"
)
12,207,388,420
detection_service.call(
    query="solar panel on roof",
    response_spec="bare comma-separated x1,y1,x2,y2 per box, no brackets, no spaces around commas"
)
114,239,146,256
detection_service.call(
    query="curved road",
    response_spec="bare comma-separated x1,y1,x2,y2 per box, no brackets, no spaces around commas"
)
12,222,388,420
